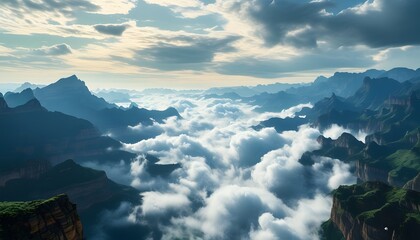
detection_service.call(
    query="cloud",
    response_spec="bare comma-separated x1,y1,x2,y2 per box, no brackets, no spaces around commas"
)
216,0,420,48
141,191,191,217
322,124,368,143
120,93,357,239
122,35,240,71
32,43,72,55
250,194,332,240
143,0,211,18
0,0,99,13
94,24,129,36
215,48,374,78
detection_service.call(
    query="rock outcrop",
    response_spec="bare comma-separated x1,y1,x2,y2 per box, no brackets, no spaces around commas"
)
0,194,83,239
323,182,420,240
405,173,420,192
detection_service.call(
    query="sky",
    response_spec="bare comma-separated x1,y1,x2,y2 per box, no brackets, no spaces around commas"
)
1,0,420,90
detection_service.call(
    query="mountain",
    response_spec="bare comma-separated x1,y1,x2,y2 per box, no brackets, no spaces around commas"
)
3,88,35,108
13,82,45,93
308,93,358,120
0,194,83,240
321,182,420,240
204,82,304,97
287,69,385,101
33,75,180,142
0,160,145,239
244,91,304,112
0,96,135,174
0,83,21,94
348,77,406,110
33,75,114,119
379,67,420,82
94,90,132,103
302,133,365,165
285,68,420,103
253,116,308,133
205,86,258,97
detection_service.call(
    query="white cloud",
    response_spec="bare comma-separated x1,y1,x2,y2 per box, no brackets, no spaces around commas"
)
322,124,368,143
141,191,191,217
121,94,357,239
91,0,137,14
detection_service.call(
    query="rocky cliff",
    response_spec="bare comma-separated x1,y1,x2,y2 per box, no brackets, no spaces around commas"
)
0,194,83,239
404,173,420,192
322,182,420,240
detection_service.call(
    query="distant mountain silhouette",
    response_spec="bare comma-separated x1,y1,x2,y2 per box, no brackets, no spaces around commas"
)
4,88,35,108
33,75,114,118
348,77,406,109
32,75,180,142
244,91,303,112
0,96,134,172
205,82,304,97
14,82,45,93
94,90,131,103
287,69,385,101
378,67,420,82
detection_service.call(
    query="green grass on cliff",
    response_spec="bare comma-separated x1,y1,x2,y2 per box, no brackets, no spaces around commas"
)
319,220,345,240
333,182,420,231
0,194,65,218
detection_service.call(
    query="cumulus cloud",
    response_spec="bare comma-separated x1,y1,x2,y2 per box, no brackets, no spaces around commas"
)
119,93,357,239
32,43,72,55
322,124,368,143
216,0,420,48
141,191,191,217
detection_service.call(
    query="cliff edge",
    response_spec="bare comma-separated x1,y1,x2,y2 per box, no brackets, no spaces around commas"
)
0,194,83,240
321,182,420,240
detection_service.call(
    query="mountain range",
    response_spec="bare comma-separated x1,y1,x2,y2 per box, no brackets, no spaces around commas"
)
1,68,420,239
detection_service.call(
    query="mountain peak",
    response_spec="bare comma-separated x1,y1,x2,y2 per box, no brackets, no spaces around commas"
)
56,75,84,85
39,74,91,96
14,98,45,112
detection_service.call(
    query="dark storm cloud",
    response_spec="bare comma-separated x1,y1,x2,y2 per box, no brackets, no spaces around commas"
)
235,0,420,48
94,24,129,36
32,43,72,55
117,36,240,71
0,0,99,13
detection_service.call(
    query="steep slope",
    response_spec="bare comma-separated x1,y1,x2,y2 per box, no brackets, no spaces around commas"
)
33,75,114,118
0,194,83,240
322,182,420,240
33,75,180,142
0,160,143,239
0,96,135,174
348,77,405,110
4,88,35,108
306,133,365,163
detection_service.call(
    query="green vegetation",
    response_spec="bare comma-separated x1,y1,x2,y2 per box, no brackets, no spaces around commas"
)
334,182,420,230
319,220,345,240
0,194,65,218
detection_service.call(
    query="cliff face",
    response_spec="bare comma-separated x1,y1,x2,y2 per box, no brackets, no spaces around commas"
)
0,194,83,240
404,173,420,192
0,160,50,187
325,182,420,240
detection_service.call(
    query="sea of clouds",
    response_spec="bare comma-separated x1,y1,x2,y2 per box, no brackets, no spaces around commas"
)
90,93,357,240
